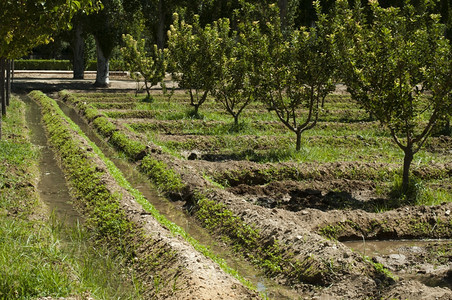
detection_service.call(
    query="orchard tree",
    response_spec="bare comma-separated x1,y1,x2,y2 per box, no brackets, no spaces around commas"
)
210,18,259,128
168,14,225,116
121,34,167,99
332,0,452,193
256,2,336,151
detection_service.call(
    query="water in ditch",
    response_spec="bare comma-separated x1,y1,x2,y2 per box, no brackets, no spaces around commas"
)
56,99,301,299
23,95,82,225
344,239,452,289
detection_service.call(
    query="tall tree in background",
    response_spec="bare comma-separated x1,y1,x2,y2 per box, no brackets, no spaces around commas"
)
333,0,451,194
0,0,100,137
85,0,142,86
87,0,125,86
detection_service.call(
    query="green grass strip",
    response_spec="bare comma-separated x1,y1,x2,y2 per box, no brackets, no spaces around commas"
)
33,91,256,291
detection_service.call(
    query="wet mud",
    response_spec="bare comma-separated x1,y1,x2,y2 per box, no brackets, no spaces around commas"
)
57,100,301,299
23,95,81,225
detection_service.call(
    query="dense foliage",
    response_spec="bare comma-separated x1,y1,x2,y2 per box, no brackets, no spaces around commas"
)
0,0,100,58
121,34,167,98
331,0,451,192
163,0,451,197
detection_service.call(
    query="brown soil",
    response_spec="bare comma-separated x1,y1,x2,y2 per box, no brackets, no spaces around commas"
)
45,96,260,299
17,75,452,299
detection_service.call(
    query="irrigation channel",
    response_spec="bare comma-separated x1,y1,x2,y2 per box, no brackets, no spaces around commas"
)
22,92,300,299
23,95,82,225
20,90,451,298
343,239,452,290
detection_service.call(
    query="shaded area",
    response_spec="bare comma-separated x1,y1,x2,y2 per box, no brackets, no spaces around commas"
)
231,183,389,213
13,78,133,93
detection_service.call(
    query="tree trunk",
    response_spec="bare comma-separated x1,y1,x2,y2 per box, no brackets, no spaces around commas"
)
0,58,4,139
6,59,11,106
73,22,85,79
233,114,239,127
11,60,14,83
295,130,302,151
157,0,165,49
278,0,289,30
193,104,200,116
402,147,414,194
1,58,6,117
94,38,110,87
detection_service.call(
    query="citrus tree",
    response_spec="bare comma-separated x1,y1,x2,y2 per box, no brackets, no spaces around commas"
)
255,2,336,151
332,0,452,194
210,18,258,128
167,13,225,116
121,34,167,100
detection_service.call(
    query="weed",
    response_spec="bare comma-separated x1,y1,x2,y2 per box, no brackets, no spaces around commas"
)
319,224,344,240
0,96,143,299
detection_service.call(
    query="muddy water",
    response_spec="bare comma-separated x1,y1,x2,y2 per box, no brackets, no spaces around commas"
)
22,95,82,225
344,239,452,289
57,100,301,299
344,239,451,257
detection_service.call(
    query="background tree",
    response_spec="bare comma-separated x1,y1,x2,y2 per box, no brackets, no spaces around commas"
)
0,0,99,137
332,0,451,194
85,0,142,86
121,34,167,99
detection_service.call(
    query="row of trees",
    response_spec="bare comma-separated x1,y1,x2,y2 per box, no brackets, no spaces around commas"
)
0,0,101,137
32,0,451,88
121,0,451,193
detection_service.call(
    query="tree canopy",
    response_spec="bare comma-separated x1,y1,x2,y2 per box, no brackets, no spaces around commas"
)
0,0,101,58
332,0,451,194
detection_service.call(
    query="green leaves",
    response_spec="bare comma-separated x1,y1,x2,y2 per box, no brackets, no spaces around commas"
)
121,34,167,98
0,0,101,58
333,0,451,192
168,13,229,114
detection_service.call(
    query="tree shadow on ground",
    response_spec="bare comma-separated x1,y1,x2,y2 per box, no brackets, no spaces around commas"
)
12,78,136,94
253,188,395,213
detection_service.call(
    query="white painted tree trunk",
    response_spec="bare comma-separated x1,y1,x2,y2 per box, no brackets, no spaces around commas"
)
94,37,110,87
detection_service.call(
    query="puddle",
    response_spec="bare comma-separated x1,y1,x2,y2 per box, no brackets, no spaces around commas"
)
343,239,451,257
57,100,302,299
344,239,452,290
22,95,82,225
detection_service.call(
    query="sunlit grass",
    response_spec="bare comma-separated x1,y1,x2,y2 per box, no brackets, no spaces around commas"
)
0,97,143,299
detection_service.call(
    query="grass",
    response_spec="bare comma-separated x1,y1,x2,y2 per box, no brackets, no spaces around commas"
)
389,175,452,206
36,91,257,292
0,97,143,299
72,91,449,167
60,89,451,196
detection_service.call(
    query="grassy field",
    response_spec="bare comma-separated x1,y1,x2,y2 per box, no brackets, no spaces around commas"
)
71,91,451,206
77,92,449,164
0,97,143,299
